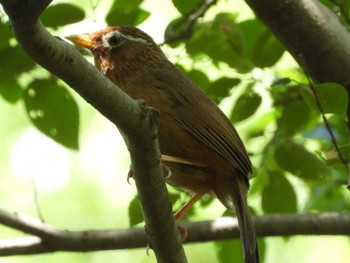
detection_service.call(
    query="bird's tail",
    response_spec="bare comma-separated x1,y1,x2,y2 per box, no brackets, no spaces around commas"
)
231,177,259,263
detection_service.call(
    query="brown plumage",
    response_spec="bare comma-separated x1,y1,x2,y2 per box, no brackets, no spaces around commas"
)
66,26,259,263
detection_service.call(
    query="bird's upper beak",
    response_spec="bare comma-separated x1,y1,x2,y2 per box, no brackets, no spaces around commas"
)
65,34,95,49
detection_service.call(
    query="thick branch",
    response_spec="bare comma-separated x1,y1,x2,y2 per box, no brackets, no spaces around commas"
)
0,209,349,256
244,0,350,89
0,1,186,262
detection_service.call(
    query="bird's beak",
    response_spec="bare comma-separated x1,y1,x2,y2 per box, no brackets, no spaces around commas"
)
65,34,95,49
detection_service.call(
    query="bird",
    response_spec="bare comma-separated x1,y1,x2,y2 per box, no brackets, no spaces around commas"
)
66,26,259,263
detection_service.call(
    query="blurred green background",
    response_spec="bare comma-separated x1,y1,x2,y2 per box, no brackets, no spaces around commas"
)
0,0,350,262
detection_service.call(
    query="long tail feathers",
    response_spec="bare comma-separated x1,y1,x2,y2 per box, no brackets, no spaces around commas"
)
231,180,260,263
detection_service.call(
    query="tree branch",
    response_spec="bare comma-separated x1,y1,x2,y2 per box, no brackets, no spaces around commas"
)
0,1,187,262
0,209,349,256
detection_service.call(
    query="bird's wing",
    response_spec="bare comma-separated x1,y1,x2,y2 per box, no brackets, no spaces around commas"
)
175,110,252,176
154,64,252,176
168,75,252,176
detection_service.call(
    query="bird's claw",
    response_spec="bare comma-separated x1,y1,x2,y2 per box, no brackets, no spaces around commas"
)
162,164,172,180
146,242,152,256
177,224,188,242
127,169,134,185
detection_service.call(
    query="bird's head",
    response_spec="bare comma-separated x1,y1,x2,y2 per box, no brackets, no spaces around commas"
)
66,26,166,83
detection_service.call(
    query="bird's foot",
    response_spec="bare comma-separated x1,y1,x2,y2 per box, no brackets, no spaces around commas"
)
162,164,172,180
177,224,188,241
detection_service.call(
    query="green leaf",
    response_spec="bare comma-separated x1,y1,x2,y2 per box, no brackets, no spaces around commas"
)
187,69,211,91
306,115,348,146
230,92,262,123
207,77,240,103
0,77,23,103
300,83,348,117
252,30,285,68
172,0,203,14
41,4,84,28
0,46,36,75
216,240,244,263
107,8,150,26
275,140,330,180
306,185,350,212
326,143,350,166
106,0,149,26
215,226,266,262
128,195,144,226
0,22,12,50
278,100,314,136
239,19,285,68
24,79,79,149
238,20,262,54
0,45,34,103
261,171,297,213
246,111,277,139
327,115,349,144
186,13,252,72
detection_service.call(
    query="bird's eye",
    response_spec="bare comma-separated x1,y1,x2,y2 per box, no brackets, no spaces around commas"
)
107,34,125,47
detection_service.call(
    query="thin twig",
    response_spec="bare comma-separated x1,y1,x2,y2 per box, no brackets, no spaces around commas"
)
89,0,101,22
306,77,350,189
31,178,44,222
162,0,217,45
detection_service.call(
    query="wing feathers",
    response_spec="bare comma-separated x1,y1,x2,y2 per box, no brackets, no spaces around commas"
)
175,115,251,176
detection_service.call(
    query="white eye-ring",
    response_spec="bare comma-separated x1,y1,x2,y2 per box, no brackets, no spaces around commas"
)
103,32,125,48
102,31,150,48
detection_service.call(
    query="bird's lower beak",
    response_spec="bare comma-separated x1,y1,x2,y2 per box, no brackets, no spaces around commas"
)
65,34,95,49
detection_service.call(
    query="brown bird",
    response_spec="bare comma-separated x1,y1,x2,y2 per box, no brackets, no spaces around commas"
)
66,26,259,263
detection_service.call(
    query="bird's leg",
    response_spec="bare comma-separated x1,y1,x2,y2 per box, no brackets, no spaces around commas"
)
173,192,205,241
174,192,204,221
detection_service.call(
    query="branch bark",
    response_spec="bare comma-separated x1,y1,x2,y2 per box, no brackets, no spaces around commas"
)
0,209,349,256
0,1,187,262
244,0,350,90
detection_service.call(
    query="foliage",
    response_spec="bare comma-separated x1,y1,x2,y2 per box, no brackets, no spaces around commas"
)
1,0,350,262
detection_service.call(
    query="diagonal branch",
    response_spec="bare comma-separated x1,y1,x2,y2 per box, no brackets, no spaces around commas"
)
0,209,350,256
0,1,187,262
